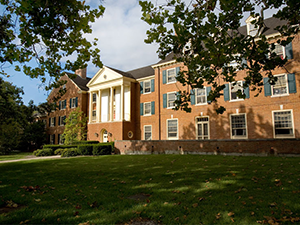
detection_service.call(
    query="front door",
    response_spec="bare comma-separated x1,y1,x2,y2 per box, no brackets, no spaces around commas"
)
102,130,108,142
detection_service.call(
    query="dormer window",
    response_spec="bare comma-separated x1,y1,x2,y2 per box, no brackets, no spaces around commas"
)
246,16,260,37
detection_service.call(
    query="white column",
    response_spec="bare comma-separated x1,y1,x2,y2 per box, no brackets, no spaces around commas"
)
89,92,93,123
121,84,124,121
98,90,102,123
96,90,100,122
109,87,114,121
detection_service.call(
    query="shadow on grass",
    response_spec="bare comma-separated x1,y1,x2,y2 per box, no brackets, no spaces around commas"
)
0,155,300,224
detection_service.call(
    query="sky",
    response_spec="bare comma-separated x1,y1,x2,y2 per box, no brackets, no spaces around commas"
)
4,0,279,105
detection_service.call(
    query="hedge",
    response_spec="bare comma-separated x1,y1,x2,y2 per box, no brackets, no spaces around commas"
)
61,148,79,157
33,148,54,156
42,145,78,151
73,141,99,145
92,143,113,155
78,145,93,155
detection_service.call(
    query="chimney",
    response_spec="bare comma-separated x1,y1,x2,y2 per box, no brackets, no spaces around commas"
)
75,67,87,79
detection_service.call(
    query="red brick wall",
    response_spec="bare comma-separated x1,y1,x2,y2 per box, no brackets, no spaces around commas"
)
115,139,300,155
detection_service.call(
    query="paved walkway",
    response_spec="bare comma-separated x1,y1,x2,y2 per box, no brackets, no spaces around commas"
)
0,155,61,164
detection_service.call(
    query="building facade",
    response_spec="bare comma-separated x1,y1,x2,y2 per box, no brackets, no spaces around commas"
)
46,17,300,145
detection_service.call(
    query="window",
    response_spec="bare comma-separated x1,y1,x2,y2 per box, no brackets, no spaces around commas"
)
167,92,176,108
273,110,294,138
92,93,97,121
49,134,55,144
58,116,66,126
167,119,178,139
50,117,55,127
248,23,258,37
144,125,152,140
272,44,285,60
196,117,209,139
58,134,64,145
144,102,151,116
272,74,288,96
144,80,151,94
230,81,243,101
196,88,207,105
230,114,247,139
167,68,176,83
70,97,78,108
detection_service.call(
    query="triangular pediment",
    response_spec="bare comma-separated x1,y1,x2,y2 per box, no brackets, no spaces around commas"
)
87,66,124,87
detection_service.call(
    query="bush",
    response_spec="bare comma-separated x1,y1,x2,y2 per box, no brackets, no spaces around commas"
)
42,145,78,151
33,148,54,157
61,148,79,157
92,144,112,156
73,141,99,145
78,145,93,155
54,148,65,155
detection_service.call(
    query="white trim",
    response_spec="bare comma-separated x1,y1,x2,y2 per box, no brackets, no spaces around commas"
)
166,68,177,84
167,118,178,140
167,91,177,109
230,113,248,139
195,116,210,140
137,75,155,82
143,80,152,94
143,102,152,116
271,73,289,97
144,125,152,140
152,60,177,69
272,109,295,139
195,87,208,105
229,81,245,102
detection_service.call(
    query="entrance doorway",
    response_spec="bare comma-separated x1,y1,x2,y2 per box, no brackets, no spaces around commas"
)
101,129,108,142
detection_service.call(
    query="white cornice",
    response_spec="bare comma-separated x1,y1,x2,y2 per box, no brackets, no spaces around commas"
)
152,60,177,69
136,75,155,82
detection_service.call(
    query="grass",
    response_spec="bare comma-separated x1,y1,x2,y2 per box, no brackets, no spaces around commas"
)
0,152,33,161
0,155,299,224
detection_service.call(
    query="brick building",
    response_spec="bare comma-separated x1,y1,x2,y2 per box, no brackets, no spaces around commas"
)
46,17,300,145
46,68,90,144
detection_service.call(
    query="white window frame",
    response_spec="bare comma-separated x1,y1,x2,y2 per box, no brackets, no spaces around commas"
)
272,110,294,138
59,116,66,126
50,117,55,127
196,87,207,105
166,68,176,84
144,125,152,140
50,134,55,144
61,100,66,110
195,116,210,140
270,43,285,60
271,74,289,97
230,113,247,139
230,81,244,101
92,93,97,121
167,92,176,109
144,80,151,94
58,134,64,145
167,119,178,140
144,102,151,116
71,97,77,108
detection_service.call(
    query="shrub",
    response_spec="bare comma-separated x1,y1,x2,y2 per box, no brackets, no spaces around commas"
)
42,145,78,151
92,144,112,156
73,141,99,145
54,148,65,155
34,148,54,157
78,145,93,155
61,148,79,157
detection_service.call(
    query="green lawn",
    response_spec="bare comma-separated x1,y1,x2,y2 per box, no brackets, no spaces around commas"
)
0,155,299,224
0,152,33,161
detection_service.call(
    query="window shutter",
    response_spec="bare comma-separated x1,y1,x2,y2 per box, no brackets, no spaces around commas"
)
243,81,250,99
190,89,195,105
75,97,78,107
151,79,155,92
58,116,61,126
140,103,144,116
70,98,72,108
163,93,167,108
176,67,180,77
140,82,144,94
176,92,180,101
206,86,212,103
264,77,271,96
59,101,61,110
162,70,166,84
54,117,56,126
288,73,297,94
224,83,230,101
151,101,155,115
53,134,56,145
285,42,293,60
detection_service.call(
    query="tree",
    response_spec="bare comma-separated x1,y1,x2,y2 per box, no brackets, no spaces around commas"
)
140,0,299,113
62,108,88,145
0,0,104,90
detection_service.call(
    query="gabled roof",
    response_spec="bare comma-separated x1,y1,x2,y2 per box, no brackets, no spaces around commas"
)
106,66,136,79
69,74,91,91
127,65,155,79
